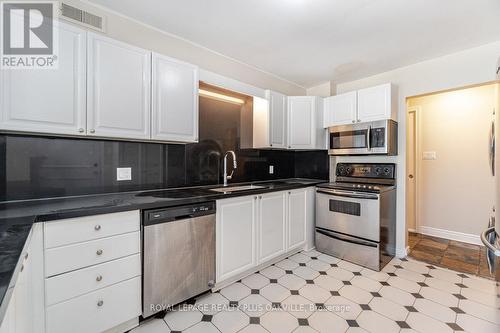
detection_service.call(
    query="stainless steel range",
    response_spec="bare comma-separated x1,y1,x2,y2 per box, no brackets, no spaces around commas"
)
315,163,397,271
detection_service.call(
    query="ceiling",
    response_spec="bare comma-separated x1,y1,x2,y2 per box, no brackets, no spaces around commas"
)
87,0,500,88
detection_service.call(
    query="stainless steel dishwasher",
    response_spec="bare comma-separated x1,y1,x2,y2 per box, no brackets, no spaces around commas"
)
142,201,216,317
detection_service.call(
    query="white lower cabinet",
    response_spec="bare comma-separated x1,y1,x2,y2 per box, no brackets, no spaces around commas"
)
46,277,141,333
0,224,44,333
216,196,257,282
288,189,310,250
258,192,287,263
43,210,142,333
216,187,313,285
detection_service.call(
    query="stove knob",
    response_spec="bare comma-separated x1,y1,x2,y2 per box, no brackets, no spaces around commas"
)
368,186,373,189
374,167,382,175
357,184,361,188
362,185,367,189
346,167,352,174
384,167,390,175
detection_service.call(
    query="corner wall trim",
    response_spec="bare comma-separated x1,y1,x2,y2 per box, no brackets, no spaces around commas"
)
395,246,410,258
417,226,481,245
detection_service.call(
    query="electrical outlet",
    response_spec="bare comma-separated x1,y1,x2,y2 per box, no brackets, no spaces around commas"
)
117,167,132,181
269,165,274,174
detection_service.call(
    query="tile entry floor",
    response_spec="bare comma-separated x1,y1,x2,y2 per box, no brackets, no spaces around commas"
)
408,232,493,279
131,250,499,333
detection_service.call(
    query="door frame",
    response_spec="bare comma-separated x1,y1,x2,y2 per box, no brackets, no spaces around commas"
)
406,106,421,234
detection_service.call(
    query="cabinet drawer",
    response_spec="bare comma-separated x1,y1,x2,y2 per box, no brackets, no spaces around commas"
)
46,277,141,333
44,210,140,249
45,254,141,306
45,232,140,277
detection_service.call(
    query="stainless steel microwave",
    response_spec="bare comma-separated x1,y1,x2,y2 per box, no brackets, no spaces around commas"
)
328,120,398,156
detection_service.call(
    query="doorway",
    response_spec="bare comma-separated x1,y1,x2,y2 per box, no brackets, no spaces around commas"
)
405,83,497,278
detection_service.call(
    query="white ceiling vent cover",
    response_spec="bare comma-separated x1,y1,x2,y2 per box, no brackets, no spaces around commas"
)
60,3,106,32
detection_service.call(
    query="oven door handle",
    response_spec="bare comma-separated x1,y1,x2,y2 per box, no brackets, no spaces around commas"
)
316,189,379,200
481,226,500,256
316,228,378,248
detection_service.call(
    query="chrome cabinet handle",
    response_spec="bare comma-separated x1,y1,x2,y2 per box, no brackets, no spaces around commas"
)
24,253,29,260
94,224,101,231
78,128,84,133
96,249,103,255
90,129,96,134
96,275,103,282
97,300,104,307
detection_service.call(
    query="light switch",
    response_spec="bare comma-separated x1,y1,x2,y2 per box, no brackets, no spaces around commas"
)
422,152,437,160
117,167,132,181
269,165,274,174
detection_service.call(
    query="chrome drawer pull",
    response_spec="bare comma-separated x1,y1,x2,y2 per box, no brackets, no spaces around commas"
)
94,224,101,231
97,300,103,307
96,275,103,282
96,249,103,256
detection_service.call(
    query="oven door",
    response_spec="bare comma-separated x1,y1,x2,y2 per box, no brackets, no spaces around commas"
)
316,188,380,242
329,123,370,155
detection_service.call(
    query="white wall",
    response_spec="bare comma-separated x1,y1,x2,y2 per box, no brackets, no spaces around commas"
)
408,85,496,244
306,81,336,97
335,41,500,256
65,0,305,96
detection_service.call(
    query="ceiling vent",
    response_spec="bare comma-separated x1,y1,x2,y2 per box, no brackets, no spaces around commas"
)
59,2,106,32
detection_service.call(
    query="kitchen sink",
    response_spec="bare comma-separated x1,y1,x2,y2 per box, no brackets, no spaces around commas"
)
209,185,267,193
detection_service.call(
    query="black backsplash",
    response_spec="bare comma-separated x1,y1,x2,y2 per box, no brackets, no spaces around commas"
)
0,97,328,201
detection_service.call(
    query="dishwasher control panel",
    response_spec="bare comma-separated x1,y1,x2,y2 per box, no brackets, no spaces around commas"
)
143,201,216,226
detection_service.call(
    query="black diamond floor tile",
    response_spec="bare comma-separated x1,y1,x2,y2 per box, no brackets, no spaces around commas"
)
201,314,213,322
447,322,464,331
347,320,359,327
396,321,411,329
249,317,260,324
298,318,309,326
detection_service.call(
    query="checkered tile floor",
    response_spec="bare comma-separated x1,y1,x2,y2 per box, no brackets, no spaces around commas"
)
131,250,499,333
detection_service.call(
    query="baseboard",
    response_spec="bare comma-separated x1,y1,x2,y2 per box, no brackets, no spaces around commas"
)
417,226,481,245
407,228,417,233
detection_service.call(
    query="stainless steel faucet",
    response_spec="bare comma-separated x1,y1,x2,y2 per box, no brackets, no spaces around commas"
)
223,150,237,186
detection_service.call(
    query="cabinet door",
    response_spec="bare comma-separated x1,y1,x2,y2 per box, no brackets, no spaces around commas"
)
288,97,315,149
0,290,15,333
258,192,286,263
152,53,198,142
357,83,393,122
287,189,307,250
267,90,287,148
0,22,86,136
216,196,257,282
324,91,357,127
87,33,151,139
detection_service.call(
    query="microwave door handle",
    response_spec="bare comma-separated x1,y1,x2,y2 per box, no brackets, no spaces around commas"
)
367,125,372,151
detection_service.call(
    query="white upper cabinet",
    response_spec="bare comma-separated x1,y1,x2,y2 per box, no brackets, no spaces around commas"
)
152,53,199,143
287,96,326,150
324,83,396,127
0,22,86,136
87,33,151,140
323,91,357,127
357,83,396,122
266,90,287,148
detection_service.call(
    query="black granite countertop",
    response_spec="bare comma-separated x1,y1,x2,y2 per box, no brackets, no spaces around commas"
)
0,178,326,319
